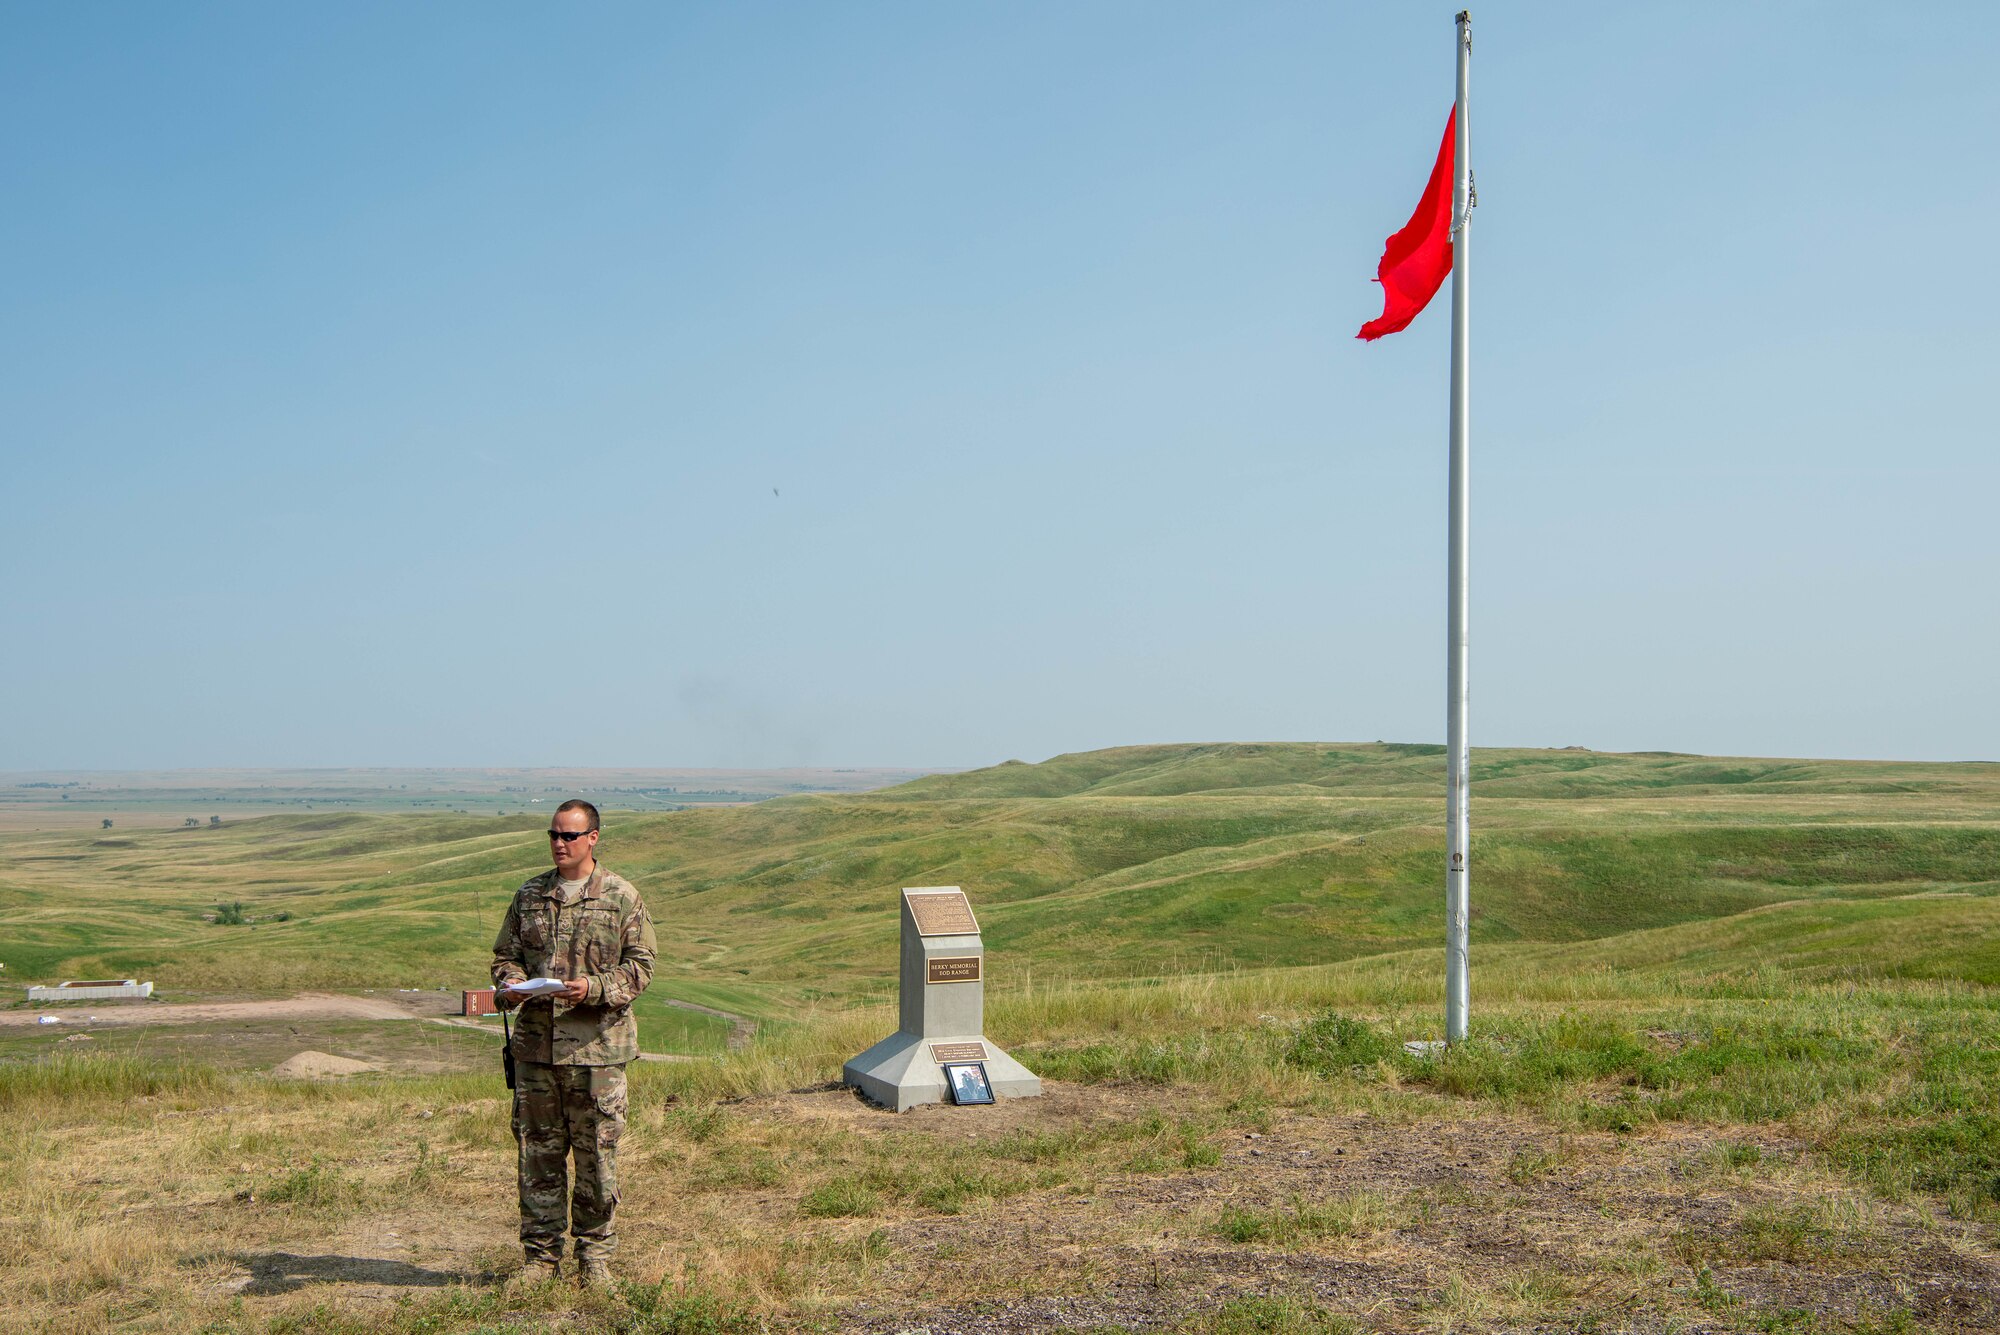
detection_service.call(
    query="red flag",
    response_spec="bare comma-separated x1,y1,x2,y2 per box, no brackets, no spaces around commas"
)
1357,109,1456,341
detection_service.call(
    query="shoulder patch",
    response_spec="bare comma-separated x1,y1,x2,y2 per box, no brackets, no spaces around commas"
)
594,873,644,908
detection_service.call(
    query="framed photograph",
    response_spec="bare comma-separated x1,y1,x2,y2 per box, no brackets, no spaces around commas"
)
942,1061,995,1106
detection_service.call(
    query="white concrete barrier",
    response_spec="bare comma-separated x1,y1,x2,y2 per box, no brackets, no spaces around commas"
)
25,980,153,1002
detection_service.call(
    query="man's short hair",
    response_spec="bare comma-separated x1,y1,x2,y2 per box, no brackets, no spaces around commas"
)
554,799,600,832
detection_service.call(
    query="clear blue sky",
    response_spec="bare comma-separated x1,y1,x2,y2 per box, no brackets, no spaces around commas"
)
3,2,1994,769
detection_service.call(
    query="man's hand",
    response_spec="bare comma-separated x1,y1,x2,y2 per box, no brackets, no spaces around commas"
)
495,985,525,1010
558,978,590,1003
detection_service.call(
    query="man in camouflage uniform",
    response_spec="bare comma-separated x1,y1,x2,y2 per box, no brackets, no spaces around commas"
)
493,798,656,1288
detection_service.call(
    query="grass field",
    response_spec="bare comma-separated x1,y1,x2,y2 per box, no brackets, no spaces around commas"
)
1,743,1997,1332
4,744,1995,1015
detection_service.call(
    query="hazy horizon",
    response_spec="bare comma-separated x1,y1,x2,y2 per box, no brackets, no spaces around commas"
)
6,735,1997,779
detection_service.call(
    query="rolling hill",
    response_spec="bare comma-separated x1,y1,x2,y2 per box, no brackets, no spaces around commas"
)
2,744,1995,1023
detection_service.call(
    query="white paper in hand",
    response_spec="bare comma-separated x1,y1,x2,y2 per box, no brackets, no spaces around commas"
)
504,977,569,997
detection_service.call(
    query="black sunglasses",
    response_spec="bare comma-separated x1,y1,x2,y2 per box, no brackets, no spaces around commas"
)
547,829,593,843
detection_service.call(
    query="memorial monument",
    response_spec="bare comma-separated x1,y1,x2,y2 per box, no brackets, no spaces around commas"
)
843,886,1041,1111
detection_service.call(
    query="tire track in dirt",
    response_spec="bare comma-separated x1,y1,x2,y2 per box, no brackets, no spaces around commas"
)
4,988,757,1054
0,991,419,1028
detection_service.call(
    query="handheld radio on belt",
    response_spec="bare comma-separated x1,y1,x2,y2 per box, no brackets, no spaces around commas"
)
501,1002,516,1090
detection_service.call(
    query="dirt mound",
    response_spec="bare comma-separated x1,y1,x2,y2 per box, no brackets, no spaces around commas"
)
269,1050,376,1079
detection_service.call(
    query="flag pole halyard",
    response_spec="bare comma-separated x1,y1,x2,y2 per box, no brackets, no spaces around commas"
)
1444,10,1474,1045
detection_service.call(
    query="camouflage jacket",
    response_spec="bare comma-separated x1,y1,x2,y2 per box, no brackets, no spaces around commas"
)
491,866,657,1066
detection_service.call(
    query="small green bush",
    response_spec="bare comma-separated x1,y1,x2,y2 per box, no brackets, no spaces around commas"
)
800,1176,880,1218
615,1276,763,1334
1284,1012,1389,1075
1181,1135,1222,1169
662,1103,727,1144
1721,1141,1764,1169
1506,1144,1570,1185
1217,1205,1277,1243
1402,1014,1646,1099
911,1167,1013,1214
691,1145,781,1190
1831,1110,2000,1213
263,1158,360,1210
1199,1294,1359,1334
1213,1193,1392,1245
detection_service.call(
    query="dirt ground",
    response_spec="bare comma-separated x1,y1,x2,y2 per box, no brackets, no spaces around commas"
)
111,1080,2000,1334
785,1086,1999,1333
11,999,1999,1332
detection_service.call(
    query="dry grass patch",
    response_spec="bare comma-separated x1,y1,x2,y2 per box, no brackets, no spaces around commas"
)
6,994,2000,1333
1214,1192,1401,1246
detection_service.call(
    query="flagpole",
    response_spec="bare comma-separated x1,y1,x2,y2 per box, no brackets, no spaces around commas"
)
1444,9,1473,1045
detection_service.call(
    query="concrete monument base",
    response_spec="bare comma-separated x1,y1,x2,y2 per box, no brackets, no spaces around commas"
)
844,1032,1041,1113
843,886,1041,1112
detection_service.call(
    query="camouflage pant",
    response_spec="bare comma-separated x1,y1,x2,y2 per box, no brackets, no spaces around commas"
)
512,1061,628,1263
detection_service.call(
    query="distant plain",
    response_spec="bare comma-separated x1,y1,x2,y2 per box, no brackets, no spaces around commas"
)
5,744,1995,1019
0,765,939,831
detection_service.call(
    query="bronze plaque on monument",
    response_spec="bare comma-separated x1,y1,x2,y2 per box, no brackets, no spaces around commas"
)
907,890,979,937
926,955,981,984
930,1041,987,1063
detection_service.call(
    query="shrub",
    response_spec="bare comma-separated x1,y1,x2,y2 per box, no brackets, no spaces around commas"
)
616,1277,764,1334
1830,1111,2000,1217
262,1158,361,1210
662,1103,727,1144
1402,1014,1646,1099
800,1176,880,1218
1181,1133,1222,1169
1202,1294,1359,1334
912,1167,1011,1214
1285,1011,1389,1075
1214,1193,1393,1245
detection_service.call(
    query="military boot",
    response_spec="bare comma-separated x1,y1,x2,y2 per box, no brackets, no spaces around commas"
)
512,1256,561,1288
576,1255,614,1290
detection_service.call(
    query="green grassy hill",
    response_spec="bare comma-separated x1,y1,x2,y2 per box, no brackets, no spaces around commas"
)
8,744,2000,1335
2,744,1996,1027
883,741,1998,800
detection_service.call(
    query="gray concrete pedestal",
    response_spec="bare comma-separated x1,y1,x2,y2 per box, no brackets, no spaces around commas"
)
843,887,1041,1112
